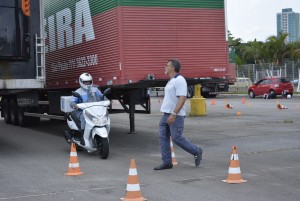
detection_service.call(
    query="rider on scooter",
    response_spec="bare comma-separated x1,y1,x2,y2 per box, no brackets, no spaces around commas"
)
70,73,103,134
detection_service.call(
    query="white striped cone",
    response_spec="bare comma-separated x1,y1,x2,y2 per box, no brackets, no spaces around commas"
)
226,103,233,109
64,143,84,176
223,146,247,184
170,138,178,165
121,159,147,201
277,103,288,110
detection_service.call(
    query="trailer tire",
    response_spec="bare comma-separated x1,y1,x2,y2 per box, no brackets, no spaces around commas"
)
17,107,26,127
18,107,40,127
2,98,11,124
17,106,30,127
208,94,217,98
9,99,18,125
187,86,194,98
202,92,209,98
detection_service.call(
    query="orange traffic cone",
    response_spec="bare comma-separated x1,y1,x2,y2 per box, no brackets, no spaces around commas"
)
64,143,84,176
211,99,215,105
241,98,246,104
223,146,247,184
170,138,178,165
225,103,233,109
277,103,288,110
121,159,147,201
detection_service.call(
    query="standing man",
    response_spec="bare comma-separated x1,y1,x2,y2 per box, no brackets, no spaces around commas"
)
154,59,203,170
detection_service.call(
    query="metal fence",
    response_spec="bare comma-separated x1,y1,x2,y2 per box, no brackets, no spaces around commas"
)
237,61,300,83
235,61,300,92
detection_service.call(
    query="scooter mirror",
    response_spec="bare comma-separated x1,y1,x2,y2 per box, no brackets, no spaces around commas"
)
71,91,83,103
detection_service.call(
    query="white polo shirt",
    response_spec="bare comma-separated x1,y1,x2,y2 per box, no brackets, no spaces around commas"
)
160,75,187,116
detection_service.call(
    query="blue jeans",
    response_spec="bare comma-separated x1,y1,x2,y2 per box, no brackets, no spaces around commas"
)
73,110,86,130
158,113,199,165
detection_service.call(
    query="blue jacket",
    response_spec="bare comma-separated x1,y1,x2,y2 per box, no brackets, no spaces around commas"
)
70,86,103,108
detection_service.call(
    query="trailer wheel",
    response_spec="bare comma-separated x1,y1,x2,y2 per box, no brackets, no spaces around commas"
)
208,94,217,98
187,86,194,98
18,106,40,127
2,98,11,124
17,106,30,127
9,99,18,125
202,92,210,98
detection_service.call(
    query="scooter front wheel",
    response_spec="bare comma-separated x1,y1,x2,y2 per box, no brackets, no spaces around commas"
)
97,137,109,159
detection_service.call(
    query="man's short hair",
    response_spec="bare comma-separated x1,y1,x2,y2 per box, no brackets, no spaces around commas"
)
169,59,181,73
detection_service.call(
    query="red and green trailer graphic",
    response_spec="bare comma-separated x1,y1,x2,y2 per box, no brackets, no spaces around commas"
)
44,0,232,89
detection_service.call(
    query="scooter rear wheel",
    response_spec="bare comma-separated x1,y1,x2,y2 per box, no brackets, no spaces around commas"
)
98,138,109,159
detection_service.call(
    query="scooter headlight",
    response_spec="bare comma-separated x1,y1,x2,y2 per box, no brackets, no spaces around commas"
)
85,111,107,126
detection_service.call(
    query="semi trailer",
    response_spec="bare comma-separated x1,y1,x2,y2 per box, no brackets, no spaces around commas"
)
0,0,234,132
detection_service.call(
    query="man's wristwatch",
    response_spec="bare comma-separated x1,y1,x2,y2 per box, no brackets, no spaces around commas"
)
171,111,177,116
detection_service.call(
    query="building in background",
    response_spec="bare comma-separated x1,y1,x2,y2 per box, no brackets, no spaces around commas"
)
277,8,300,43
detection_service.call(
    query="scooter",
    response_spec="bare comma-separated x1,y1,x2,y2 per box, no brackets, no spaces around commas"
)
64,88,111,159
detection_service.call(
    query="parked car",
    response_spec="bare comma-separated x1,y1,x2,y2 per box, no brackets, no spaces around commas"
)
248,77,293,98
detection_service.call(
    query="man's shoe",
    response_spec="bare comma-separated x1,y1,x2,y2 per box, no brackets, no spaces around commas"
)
195,147,203,167
154,163,173,170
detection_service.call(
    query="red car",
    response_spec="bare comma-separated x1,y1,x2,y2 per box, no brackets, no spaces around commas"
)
248,77,293,98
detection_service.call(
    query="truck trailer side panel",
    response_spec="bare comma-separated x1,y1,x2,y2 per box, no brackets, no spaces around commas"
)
44,0,229,89
121,7,228,81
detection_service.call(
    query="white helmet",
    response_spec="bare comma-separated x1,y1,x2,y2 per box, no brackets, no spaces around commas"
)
79,73,93,90
287,94,292,99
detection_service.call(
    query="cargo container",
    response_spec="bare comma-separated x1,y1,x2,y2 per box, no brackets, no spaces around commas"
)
0,0,234,132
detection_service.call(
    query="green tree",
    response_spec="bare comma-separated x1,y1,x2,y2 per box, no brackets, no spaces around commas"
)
264,33,288,64
241,39,264,64
227,31,300,65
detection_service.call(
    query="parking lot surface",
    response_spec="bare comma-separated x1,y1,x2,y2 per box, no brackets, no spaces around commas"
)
0,95,300,201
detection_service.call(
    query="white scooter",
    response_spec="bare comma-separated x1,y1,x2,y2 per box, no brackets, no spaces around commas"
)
64,88,111,159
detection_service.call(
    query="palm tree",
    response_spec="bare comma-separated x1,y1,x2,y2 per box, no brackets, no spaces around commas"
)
264,33,289,64
285,40,300,60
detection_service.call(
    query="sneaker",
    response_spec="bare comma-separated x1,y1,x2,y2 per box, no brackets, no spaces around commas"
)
194,147,203,167
154,163,173,170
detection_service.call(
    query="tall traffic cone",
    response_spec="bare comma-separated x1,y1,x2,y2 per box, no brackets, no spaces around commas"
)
121,159,147,201
170,138,178,165
64,143,84,176
241,98,246,104
225,103,233,109
277,103,288,110
223,146,247,184
211,99,215,105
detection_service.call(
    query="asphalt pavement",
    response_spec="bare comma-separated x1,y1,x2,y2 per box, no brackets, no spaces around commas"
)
0,95,300,201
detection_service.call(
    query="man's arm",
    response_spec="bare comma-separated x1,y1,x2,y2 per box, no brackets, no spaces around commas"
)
70,97,79,109
167,96,186,125
172,96,186,114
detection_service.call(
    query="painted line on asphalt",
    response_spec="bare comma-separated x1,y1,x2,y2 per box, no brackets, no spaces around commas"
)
1,165,300,200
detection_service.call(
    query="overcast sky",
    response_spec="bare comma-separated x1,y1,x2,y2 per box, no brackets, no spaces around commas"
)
227,0,300,42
